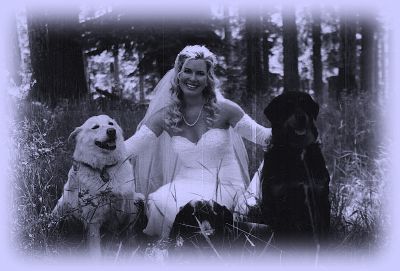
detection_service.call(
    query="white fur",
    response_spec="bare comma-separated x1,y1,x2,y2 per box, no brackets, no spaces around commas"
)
52,115,144,256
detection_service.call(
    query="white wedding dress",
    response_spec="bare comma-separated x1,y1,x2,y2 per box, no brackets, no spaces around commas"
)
123,68,271,238
143,128,246,237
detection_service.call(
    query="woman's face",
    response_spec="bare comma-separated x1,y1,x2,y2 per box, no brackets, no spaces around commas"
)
178,59,208,97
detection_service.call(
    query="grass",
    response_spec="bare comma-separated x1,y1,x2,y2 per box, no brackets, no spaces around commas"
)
9,90,388,260
318,93,387,252
10,98,147,256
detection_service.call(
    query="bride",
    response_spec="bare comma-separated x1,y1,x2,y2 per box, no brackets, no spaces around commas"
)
125,45,271,238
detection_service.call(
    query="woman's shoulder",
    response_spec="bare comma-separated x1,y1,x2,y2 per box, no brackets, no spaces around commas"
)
217,99,244,115
216,98,245,126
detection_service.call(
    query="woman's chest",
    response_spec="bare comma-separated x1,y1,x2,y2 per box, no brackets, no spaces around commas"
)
171,114,230,144
171,128,230,152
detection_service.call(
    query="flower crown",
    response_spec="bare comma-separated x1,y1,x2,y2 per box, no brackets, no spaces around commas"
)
174,45,217,69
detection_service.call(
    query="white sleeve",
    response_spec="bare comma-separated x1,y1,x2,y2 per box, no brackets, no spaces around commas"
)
124,125,158,158
233,114,271,147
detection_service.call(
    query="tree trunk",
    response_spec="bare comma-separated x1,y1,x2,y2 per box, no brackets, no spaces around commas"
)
111,45,122,97
378,27,386,96
10,13,22,86
27,9,87,106
360,15,375,93
27,11,48,101
138,51,145,102
338,12,357,98
262,13,270,94
223,6,233,67
223,5,235,99
282,6,300,92
312,8,323,101
245,13,263,100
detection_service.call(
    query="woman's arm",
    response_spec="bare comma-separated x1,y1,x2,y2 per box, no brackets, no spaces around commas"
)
220,99,245,126
221,99,271,146
124,108,166,158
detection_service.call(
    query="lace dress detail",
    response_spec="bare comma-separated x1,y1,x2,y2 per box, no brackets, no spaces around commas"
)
143,128,245,237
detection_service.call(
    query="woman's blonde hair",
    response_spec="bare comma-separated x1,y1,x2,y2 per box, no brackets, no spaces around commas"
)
165,45,219,132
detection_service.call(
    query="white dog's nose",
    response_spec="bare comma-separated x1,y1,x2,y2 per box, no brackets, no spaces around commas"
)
107,128,116,139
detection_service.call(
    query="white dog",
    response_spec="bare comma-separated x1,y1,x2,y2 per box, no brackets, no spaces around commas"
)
52,115,144,256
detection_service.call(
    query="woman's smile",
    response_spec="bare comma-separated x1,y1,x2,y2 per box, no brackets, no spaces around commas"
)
184,81,200,90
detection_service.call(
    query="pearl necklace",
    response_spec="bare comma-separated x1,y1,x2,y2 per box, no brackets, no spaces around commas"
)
182,104,204,127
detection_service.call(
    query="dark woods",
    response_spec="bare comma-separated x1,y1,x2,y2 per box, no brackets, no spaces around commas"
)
10,5,385,106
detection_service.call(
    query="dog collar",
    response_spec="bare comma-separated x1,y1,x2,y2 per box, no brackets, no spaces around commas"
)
72,160,118,183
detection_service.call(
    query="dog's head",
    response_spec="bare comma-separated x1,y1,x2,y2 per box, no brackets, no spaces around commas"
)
170,200,233,245
69,115,125,168
264,92,319,149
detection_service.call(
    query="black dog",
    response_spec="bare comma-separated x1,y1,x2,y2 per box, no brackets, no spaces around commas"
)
261,91,330,247
169,200,233,252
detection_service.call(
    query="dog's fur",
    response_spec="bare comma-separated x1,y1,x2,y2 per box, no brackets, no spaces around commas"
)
169,200,233,251
52,115,145,255
261,92,330,246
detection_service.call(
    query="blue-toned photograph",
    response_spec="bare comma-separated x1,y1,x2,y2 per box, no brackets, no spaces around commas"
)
2,0,394,268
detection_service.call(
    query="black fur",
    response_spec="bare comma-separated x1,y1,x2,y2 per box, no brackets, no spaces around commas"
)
169,200,233,250
261,92,330,246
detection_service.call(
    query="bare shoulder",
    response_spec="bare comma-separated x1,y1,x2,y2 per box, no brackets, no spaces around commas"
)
217,99,245,127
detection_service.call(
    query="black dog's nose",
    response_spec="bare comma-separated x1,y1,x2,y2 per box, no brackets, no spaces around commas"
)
107,128,116,139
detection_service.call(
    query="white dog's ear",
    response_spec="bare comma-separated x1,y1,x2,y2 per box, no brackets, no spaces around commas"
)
68,127,82,142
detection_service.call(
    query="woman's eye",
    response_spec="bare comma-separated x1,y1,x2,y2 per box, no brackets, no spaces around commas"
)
92,125,99,130
108,122,113,126
183,68,191,74
197,72,205,76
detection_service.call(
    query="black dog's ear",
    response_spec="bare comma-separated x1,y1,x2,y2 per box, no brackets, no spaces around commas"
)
264,95,282,124
303,94,319,120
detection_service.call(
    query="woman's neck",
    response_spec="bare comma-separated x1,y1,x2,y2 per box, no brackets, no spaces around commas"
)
183,94,205,107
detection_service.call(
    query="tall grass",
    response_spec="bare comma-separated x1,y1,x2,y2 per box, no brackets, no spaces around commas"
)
10,98,146,256
318,93,387,252
9,90,388,258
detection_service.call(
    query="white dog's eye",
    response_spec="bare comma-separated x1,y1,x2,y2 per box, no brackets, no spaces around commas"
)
108,122,113,126
92,124,100,130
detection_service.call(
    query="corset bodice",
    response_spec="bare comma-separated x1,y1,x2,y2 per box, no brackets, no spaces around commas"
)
171,128,235,169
